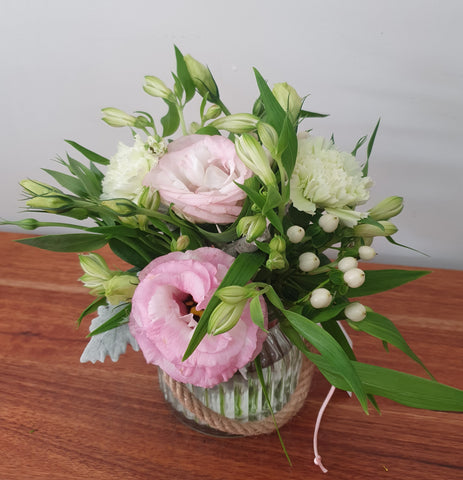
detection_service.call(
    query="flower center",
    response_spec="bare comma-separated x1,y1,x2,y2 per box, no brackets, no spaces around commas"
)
183,294,204,322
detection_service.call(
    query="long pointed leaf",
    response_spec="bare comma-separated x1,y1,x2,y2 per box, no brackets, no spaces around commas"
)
253,68,286,131
65,140,110,165
17,233,107,252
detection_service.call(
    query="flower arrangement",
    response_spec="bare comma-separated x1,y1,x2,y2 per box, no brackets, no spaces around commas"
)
3,47,463,472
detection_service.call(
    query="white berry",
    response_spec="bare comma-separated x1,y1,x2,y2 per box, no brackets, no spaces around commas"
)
343,268,366,288
359,246,376,260
319,213,339,233
337,256,358,272
345,302,366,322
299,252,320,272
287,225,305,243
310,288,333,308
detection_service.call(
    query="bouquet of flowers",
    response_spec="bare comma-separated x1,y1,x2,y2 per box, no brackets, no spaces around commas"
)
3,47,462,471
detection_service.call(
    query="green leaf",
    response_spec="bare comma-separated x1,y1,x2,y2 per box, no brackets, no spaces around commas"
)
250,295,266,331
194,224,238,243
87,303,131,337
174,45,196,103
108,238,149,269
352,311,433,378
194,125,221,136
77,296,107,326
263,285,285,311
311,303,349,323
321,319,356,361
42,168,87,197
347,269,430,297
386,235,429,256
161,100,180,137
65,155,102,198
299,109,329,119
65,140,110,166
86,225,141,238
282,309,368,412
16,233,107,252
253,68,286,131
278,115,298,180
183,251,266,361
363,118,380,176
351,135,367,156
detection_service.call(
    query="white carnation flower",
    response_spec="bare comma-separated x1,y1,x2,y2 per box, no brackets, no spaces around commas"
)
290,134,373,226
101,135,166,203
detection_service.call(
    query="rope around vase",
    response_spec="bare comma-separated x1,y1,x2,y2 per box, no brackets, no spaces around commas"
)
162,355,315,436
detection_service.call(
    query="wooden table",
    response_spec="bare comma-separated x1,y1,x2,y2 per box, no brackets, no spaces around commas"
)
1,232,462,480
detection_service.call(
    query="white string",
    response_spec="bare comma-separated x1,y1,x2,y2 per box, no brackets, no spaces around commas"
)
313,385,336,473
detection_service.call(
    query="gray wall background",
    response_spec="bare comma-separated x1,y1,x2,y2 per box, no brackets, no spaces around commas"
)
1,0,462,269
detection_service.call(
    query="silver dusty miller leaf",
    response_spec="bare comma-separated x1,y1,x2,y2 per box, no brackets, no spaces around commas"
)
80,304,139,363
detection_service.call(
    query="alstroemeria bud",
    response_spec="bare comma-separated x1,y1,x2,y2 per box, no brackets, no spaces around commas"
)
101,199,138,217
257,122,279,154
138,187,160,211
26,194,73,212
345,302,367,322
216,285,251,305
343,268,366,288
171,235,190,251
310,288,332,308
79,253,112,281
143,76,175,101
203,104,222,121
368,196,404,221
210,113,259,134
269,235,286,253
337,256,358,273
236,214,267,242
287,225,305,243
353,221,398,238
104,274,139,305
299,252,320,272
319,213,339,233
208,300,247,335
272,82,303,123
20,179,59,196
101,107,137,127
358,245,376,260
235,134,277,186
184,54,219,100
266,251,287,271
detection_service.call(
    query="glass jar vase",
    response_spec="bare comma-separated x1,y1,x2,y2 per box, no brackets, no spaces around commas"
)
157,323,310,436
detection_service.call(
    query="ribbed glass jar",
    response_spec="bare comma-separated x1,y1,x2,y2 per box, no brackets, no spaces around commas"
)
157,323,303,436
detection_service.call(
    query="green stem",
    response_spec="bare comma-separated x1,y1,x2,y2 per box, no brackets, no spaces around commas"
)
216,99,231,116
176,104,188,135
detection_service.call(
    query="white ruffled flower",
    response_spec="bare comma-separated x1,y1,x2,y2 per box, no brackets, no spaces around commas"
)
101,135,166,203
290,134,373,226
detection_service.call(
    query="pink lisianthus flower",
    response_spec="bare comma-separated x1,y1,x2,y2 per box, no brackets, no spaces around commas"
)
143,134,252,224
129,247,268,388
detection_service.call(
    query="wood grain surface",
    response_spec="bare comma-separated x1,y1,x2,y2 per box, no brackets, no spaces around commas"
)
1,232,462,480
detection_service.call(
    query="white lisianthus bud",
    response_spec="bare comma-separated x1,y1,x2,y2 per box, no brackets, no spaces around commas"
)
26,194,73,212
353,221,398,238
287,225,305,243
319,213,339,233
344,268,366,288
358,245,376,260
184,54,219,100
299,252,320,272
368,196,404,221
101,107,137,127
208,300,247,335
20,179,59,196
310,288,332,308
272,82,303,123
210,114,259,134
101,198,139,217
338,257,358,272
257,122,279,154
143,76,175,101
235,134,277,186
345,302,366,322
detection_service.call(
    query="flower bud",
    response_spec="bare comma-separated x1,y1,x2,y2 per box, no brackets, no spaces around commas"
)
101,107,137,127
208,300,247,335
104,274,139,305
138,187,160,211
286,225,305,243
310,288,332,308
319,213,339,233
101,199,139,217
269,235,286,253
143,76,175,101
26,194,74,212
203,104,222,121
79,253,112,281
272,82,303,123
216,285,251,305
266,251,287,271
345,302,366,322
235,134,277,186
210,113,259,134
343,268,366,288
337,256,358,273
257,122,279,154
358,245,376,260
171,235,190,251
299,252,320,272
368,196,404,221
184,54,219,100
236,214,267,242
12,218,40,230
20,179,58,196
353,221,398,238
